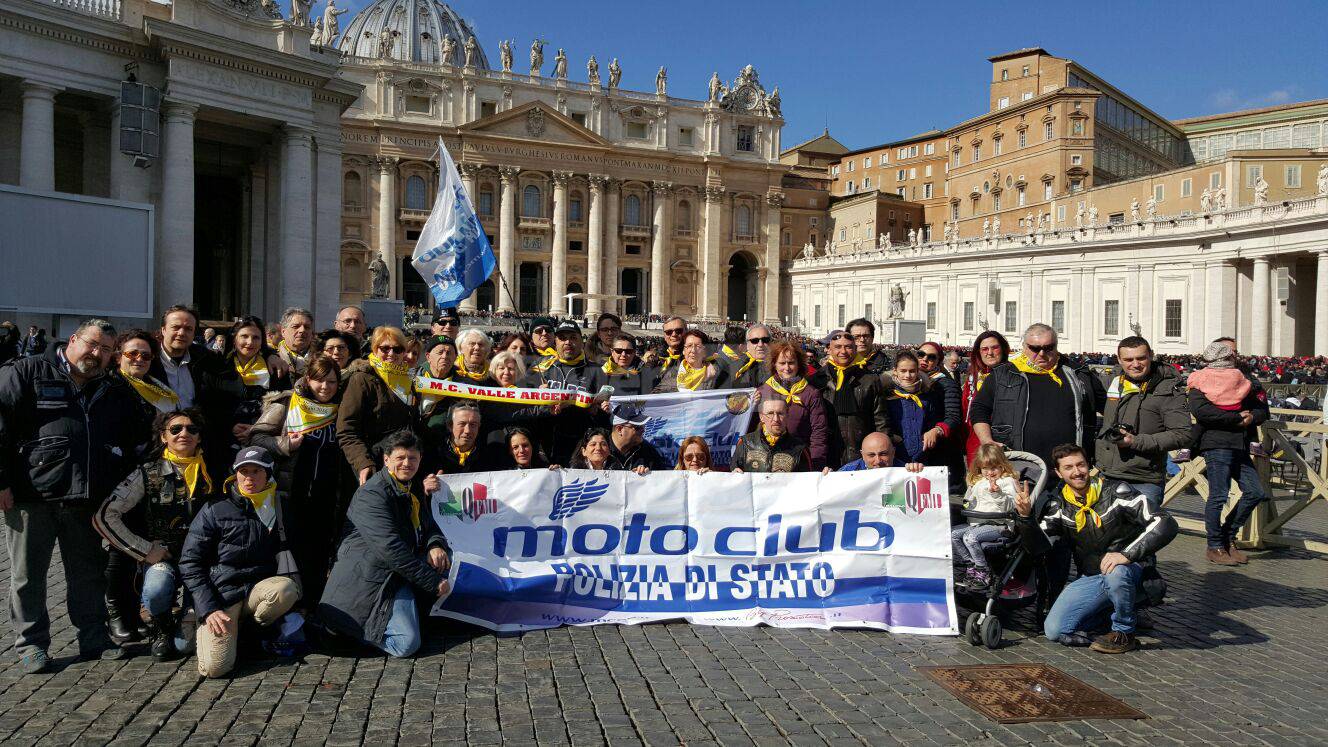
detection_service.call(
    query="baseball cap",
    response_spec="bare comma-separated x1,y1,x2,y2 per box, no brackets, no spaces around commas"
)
424,335,456,354
232,446,274,473
554,320,582,337
529,316,556,334
611,405,650,427
435,308,461,324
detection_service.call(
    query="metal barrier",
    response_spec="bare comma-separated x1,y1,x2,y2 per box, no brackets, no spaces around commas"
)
1163,407,1328,553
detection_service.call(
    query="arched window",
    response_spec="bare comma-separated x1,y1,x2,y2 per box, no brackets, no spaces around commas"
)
343,172,362,206
676,199,692,230
624,194,642,226
735,204,752,236
569,192,584,221
342,257,362,292
522,184,542,217
404,175,427,210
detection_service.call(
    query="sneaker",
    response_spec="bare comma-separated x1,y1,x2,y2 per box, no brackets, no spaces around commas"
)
1090,631,1138,654
1057,631,1094,647
1225,545,1250,564
969,567,994,591
20,650,51,675
1206,547,1240,566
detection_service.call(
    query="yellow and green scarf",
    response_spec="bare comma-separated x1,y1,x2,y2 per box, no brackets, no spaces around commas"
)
227,476,278,528
163,449,213,498
1011,352,1062,387
1061,478,1103,532
369,353,414,406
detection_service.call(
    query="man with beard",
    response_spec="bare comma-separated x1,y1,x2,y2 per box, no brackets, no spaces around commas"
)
0,319,142,672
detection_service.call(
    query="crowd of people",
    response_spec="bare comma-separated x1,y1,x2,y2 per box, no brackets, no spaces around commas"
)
0,300,1284,675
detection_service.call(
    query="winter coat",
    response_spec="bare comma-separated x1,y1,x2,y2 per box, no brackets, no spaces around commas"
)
95,457,208,561
731,429,810,473
810,363,892,468
0,344,139,503
1095,365,1192,483
249,383,345,508
316,469,448,646
1188,375,1270,453
969,358,1104,460
608,439,665,471
178,483,300,620
336,358,417,476
533,357,596,465
755,379,832,469
882,382,948,466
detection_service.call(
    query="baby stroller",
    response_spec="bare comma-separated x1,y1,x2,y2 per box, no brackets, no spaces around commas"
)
954,450,1051,649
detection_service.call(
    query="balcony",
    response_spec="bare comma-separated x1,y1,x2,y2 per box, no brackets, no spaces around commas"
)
51,0,121,20
674,227,695,239
620,223,652,239
734,232,758,244
519,215,551,230
398,208,430,223
569,220,587,231
343,202,365,218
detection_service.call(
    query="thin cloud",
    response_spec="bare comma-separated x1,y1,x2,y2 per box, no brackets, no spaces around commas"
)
1207,86,1299,112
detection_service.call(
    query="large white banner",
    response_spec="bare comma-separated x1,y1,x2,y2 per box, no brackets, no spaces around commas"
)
609,389,756,470
430,467,957,634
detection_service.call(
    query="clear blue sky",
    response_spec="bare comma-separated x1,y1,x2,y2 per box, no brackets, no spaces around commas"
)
338,0,1328,151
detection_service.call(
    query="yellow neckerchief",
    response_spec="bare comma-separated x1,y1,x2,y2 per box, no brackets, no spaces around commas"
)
285,390,338,436
973,370,990,392
765,376,807,404
852,349,877,368
456,358,489,381
123,373,180,413
452,443,473,466
659,350,681,373
234,354,270,388
1061,478,1103,532
602,359,639,376
891,388,924,409
279,340,310,373
557,351,586,366
368,353,414,405
162,449,212,498
389,473,422,530
721,344,742,361
762,426,780,447
227,476,278,528
825,359,855,391
1011,352,1063,387
1110,375,1147,400
676,360,708,391
535,345,556,358
732,354,761,380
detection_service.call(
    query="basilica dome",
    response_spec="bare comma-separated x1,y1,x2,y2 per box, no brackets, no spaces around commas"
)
336,0,489,68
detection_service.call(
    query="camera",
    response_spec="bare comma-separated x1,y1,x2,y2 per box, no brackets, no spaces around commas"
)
1102,423,1137,443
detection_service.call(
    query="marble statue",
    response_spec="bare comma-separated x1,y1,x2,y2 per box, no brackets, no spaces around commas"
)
1318,163,1328,196
982,218,991,237
992,216,1001,236
1037,213,1048,234
708,72,722,102
310,17,324,47
882,233,892,251
889,283,909,319
463,35,477,68
440,34,455,65
529,38,544,76
906,228,916,247
377,28,393,58
369,255,389,299
290,0,310,26
1146,195,1158,219
320,0,345,43
655,67,667,96
1254,176,1269,205
822,238,831,256
1026,213,1034,235
1075,204,1085,228
766,87,781,116
608,58,622,90
801,243,814,260
1088,205,1099,225
1200,187,1213,212
942,223,951,242
498,39,512,72
587,55,600,86
877,233,887,249
1214,187,1228,210
553,48,568,79
1130,198,1141,223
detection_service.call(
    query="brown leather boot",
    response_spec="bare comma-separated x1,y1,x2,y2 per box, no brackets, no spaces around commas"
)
1225,545,1249,564
1206,547,1239,565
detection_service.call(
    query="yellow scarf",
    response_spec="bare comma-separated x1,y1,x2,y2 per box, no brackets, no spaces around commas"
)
1012,352,1063,387
535,346,556,358
732,354,761,380
762,427,780,447
285,390,338,436
452,443,472,466
124,373,180,413
721,344,742,361
973,370,990,392
892,389,923,409
826,360,854,391
227,476,278,528
279,340,310,373
162,449,212,498
765,376,807,404
368,353,414,405
676,360,708,391
234,354,270,388
1061,478,1103,532
456,358,489,381
1114,375,1147,398
390,473,422,530
659,350,681,373
602,359,638,376
852,350,875,368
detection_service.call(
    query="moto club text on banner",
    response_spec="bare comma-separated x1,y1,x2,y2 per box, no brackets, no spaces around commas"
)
429,467,957,634
609,389,756,469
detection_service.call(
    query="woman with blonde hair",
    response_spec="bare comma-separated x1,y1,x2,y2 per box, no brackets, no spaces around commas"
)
337,326,416,485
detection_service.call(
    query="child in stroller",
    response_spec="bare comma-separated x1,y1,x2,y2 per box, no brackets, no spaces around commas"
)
952,444,1027,590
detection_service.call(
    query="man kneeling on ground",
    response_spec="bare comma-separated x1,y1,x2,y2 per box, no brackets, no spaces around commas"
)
1015,443,1177,654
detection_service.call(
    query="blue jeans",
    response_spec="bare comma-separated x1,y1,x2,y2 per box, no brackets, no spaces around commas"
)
374,585,421,658
950,524,1006,569
1202,449,1267,549
1043,563,1142,641
1122,481,1163,512
140,563,194,654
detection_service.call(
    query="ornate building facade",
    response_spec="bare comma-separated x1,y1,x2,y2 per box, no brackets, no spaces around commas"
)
334,0,790,321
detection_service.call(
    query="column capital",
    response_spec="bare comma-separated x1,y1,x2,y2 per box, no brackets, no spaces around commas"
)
765,192,785,208
497,165,521,183
161,100,200,122
588,174,608,191
282,125,314,146
20,80,62,99
651,180,673,195
551,170,574,186
457,162,482,178
605,177,622,192
702,184,725,203
372,155,399,174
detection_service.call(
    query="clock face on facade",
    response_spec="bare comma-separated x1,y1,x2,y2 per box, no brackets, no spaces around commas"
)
735,86,757,110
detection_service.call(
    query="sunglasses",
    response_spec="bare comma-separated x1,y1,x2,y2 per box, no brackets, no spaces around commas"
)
612,347,636,354
919,352,940,361
1027,343,1057,354
598,325,621,332
377,345,405,354
532,326,553,335
747,336,771,345
167,424,201,435
121,350,153,361
663,327,686,335
829,334,852,342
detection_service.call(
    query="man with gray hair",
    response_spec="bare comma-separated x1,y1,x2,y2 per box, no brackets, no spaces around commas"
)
969,322,1103,470
278,307,316,376
0,319,143,672
724,324,773,389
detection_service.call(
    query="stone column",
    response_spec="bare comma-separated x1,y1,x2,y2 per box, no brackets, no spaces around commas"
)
1205,259,1227,343
587,175,606,314
762,193,784,324
312,133,342,325
457,163,481,311
497,165,520,312
281,126,315,311
1251,256,1271,356
1138,264,1154,340
79,110,110,197
1317,251,1328,357
650,181,672,317
700,185,725,319
19,81,60,191
604,179,621,312
376,156,398,298
109,100,150,203
158,101,198,311
1069,269,1084,348
549,170,572,314
248,167,269,318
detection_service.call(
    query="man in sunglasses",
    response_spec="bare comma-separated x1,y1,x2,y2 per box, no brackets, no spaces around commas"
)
970,323,1103,472
725,325,773,389
810,330,891,469
0,318,143,672
525,316,558,365
430,307,461,342
589,332,650,396
657,316,689,374
845,318,892,374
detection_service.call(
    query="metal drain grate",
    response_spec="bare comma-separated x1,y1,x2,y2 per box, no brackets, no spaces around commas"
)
918,664,1147,723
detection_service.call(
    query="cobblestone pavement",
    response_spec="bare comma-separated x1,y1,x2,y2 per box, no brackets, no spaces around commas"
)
1,531,1326,746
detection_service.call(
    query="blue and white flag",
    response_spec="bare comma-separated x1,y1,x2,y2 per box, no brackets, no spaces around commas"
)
610,389,756,469
411,137,495,306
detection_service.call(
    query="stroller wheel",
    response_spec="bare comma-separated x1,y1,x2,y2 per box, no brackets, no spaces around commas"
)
964,613,982,646
980,616,1003,649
